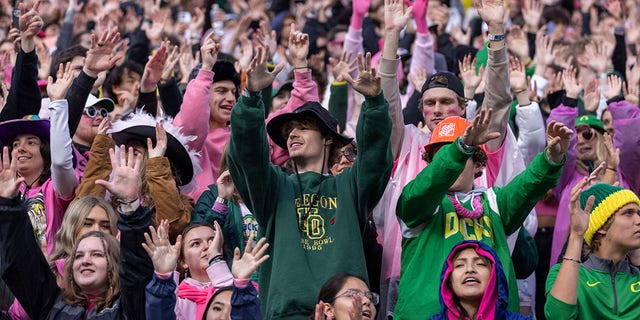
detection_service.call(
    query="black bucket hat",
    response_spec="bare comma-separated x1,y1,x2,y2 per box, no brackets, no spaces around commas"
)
266,102,353,150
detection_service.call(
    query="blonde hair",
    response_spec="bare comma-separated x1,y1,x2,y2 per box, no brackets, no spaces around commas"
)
576,129,608,174
49,196,118,273
62,231,120,310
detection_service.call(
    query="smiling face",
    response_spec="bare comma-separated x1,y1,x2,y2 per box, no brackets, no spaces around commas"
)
72,236,109,296
73,106,106,147
181,226,216,281
421,88,466,131
282,118,331,165
325,277,376,320
12,134,45,178
209,80,237,128
449,248,492,304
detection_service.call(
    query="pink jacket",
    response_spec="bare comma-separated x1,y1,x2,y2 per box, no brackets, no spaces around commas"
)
174,69,319,200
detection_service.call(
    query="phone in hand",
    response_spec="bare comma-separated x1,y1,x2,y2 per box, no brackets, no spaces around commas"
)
12,8,19,29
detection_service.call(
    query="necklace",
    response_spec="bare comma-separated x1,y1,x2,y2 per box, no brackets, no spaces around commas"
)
449,195,484,219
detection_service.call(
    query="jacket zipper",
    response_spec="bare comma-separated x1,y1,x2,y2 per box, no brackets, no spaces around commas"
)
611,270,618,313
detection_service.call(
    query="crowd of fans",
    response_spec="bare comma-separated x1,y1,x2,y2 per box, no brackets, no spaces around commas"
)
0,0,640,319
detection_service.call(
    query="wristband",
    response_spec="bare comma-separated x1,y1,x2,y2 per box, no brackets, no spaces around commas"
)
215,196,229,205
562,256,581,264
487,33,505,41
117,197,138,205
606,167,617,172
242,87,261,98
597,73,608,79
209,254,224,265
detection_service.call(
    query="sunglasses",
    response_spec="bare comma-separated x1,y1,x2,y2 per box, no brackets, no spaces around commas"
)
335,147,357,163
577,127,595,141
84,105,109,118
331,289,379,305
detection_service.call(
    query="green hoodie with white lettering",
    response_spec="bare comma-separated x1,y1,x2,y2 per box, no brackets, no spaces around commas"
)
395,139,564,320
227,93,393,320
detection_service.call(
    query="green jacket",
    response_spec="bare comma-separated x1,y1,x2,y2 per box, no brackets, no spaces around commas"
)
545,253,640,319
227,93,393,319
395,139,564,320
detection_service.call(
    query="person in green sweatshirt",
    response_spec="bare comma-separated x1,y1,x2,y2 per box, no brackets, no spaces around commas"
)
395,113,571,320
226,46,393,319
545,179,640,320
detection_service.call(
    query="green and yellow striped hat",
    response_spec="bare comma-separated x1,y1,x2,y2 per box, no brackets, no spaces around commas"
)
580,184,640,245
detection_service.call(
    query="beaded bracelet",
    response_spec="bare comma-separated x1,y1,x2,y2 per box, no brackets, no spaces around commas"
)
562,256,581,264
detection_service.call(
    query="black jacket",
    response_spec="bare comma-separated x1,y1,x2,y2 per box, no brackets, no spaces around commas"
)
0,196,153,320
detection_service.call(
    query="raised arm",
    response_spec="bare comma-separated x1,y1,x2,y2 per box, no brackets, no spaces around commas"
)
47,62,78,198
74,119,113,200
144,219,181,320
173,37,218,151
408,0,434,94
136,41,173,116
475,0,511,152
545,178,594,319
67,27,121,137
381,0,412,159
96,145,153,320
0,147,59,320
146,123,194,240
227,46,285,224
0,1,43,121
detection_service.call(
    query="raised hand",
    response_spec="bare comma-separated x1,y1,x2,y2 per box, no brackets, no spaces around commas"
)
474,0,504,29
147,123,167,158
353,0,371,19
461,109,501,147
179,45,200,83
142,219,182,273
626,63,640,89
97,117,111,135
143,7,168,41
545,120,572,163
509,56,528,95
0,147,25,198
141,41,169,92
237,31,254,72
161,45,180,82
231,235,270,279
206,221,224,259
568,177,596,237
342,52,381,97
47,62,74,101
84,27,122,77
189,7,205,36
246,46,285,92
18,0,43,52
347,293,364,320
458,54,484,99
562,65,583,99
254,20,277,59
604,0,623,20
285,24,309,69
200,36,220,71
450,25,470,47
384,0,412,32
534,33,555,70
522,0,543,33
603,75,622,100
411,0,428,29
507,25,529,62
329,51,357,82
603,132,620,169
95,145,142,205
216,169,235,200
623,81,639,106
409,67,427,92
584,42,608,74
583,78,601,113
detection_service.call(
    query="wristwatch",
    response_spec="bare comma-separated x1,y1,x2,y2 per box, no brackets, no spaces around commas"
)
458,137,477,153
242,87,261,98
487,33,505,41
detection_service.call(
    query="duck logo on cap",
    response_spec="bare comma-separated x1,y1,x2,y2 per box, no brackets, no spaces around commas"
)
438,122,456,138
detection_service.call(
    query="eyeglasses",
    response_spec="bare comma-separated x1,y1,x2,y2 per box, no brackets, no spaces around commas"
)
84,106,109,118
577,127,595,141
332,289,379,305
